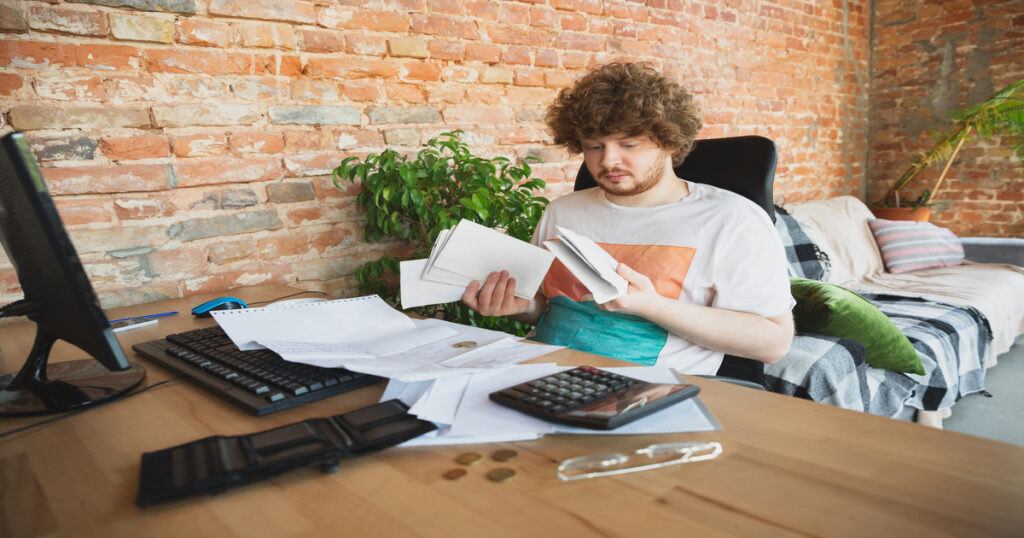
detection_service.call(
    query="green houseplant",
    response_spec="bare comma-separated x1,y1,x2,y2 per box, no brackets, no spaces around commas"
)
333,130,549,335
871,77,1024,220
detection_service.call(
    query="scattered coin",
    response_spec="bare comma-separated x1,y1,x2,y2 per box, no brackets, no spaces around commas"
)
452,341,478,348
487,468,516,482
455,452,482,465
443,468,467,480
492,449,518,462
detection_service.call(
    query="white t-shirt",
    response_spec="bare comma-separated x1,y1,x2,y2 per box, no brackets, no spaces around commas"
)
531,181,794,374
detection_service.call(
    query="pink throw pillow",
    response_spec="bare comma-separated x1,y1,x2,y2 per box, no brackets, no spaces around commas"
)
868,219,964,274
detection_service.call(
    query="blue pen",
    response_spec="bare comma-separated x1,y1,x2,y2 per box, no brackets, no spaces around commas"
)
109,311,178,324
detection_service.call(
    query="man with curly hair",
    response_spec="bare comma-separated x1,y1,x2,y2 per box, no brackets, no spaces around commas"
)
463,62,794,374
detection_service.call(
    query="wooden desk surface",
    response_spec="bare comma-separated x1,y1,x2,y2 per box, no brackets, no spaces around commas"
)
2,284,1022,537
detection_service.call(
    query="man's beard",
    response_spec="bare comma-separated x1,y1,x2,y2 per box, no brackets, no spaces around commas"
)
597,155,666,197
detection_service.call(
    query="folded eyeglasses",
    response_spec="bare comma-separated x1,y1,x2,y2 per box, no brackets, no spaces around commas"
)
557,441,723,482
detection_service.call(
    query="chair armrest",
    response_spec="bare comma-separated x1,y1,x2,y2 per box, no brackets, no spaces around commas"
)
959,237,1024,266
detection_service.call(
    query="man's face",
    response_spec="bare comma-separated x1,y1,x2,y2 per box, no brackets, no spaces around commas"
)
581,134,672,198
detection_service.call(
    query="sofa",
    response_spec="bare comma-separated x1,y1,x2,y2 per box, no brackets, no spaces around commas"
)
763,196,1024,427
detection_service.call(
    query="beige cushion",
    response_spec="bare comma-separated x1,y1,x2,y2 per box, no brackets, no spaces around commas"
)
785,196,884,284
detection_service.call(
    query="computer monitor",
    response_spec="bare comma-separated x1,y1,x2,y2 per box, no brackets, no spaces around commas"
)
0,132,145,416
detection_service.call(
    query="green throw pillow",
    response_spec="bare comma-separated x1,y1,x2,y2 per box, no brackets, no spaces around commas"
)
789,278,925,375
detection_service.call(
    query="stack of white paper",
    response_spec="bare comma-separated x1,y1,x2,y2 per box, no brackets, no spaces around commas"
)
400,219,555,309
384,365,722,446
544,226,628,304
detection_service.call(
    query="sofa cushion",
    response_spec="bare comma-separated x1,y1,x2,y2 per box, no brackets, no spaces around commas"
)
790,277,925,375
868,219,964,274
774,205,831,281
784,196,885,283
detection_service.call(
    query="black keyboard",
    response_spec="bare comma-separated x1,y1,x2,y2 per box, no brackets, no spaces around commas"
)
132,325,381,416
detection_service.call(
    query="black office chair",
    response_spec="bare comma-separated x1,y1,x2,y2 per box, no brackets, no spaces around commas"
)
573,135,779,389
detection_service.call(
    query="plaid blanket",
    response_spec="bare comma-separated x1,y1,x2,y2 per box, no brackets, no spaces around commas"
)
764,293,991,417
774,205,831,281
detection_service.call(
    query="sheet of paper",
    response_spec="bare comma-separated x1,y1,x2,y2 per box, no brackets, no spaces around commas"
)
400,259,467,309
435,365,720,444
544,226,628,304
273,318,557,382
260,325,458,359
427,219,554,299
210,295,419,351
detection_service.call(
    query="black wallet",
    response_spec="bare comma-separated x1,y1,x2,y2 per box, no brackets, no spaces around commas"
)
136,399,435,506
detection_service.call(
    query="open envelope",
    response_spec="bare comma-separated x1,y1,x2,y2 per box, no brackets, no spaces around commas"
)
401,219,555,308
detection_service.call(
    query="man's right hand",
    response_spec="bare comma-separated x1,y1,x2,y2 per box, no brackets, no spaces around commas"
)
462,270,536,318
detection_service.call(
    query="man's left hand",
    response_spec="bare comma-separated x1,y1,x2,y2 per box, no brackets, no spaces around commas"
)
598,263,663,316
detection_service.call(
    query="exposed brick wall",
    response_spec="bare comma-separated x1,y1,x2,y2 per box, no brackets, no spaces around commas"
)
0,0,870,308
869,0,1024,237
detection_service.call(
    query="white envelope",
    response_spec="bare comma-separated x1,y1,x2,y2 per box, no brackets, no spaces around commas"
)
427,219,554,299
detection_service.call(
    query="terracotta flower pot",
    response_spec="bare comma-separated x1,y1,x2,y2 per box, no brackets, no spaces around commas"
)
868,205,932,222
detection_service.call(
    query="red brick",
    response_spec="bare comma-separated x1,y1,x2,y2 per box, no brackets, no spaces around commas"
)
149,247,210,279
464,1,500,19
175,19,232,48
68,44,141,70
400,60,441,81
42,164,170,195
339,80,381,101
259,234,314,258
345,34,388,56
54,199,113,226
300,29,346,53
171,135,229,157
32,75,105,100
559,13,586,31
264,54,303,76
283,153,346,177
286,207,324,225
305,57,398,79
514,69,546,87
386,83,427,103
237,22,297,50
112,194,178,220
208,0,316,24
321,9,410,32
487,24,552,46
534,48,559,67
549,0,602,15
175,157,282,187
427,0,462,14
0,73,22,95
28,6,107,37
428,39,465,60
284,130,336,153
148,49,262,75
0,5,28,33
411,14,479,39
443,105,513,125
502,46,531,65
466,42,501,63
553,33,605,51
229,132,285,154
100,135,170,161
182,266,290,295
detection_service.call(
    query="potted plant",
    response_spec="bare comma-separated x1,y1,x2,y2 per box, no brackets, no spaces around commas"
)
333,130,549,335
870,77,1024,221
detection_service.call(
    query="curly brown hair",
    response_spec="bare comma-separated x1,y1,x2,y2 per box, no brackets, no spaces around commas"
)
545,62,702,166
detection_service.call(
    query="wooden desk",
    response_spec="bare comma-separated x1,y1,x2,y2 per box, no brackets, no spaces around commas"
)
2,285,1022,537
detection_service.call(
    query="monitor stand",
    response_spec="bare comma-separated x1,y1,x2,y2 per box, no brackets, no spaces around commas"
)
0,330,146,416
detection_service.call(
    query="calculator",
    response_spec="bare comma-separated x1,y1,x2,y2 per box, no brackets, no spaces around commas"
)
488,366,700,430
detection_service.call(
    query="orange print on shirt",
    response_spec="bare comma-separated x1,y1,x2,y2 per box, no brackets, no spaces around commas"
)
542,242,697,301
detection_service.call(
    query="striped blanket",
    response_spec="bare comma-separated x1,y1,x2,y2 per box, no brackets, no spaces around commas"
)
764,293,991,418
